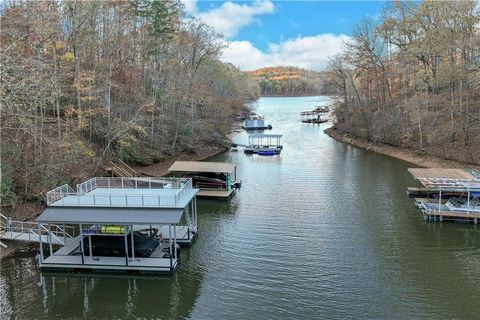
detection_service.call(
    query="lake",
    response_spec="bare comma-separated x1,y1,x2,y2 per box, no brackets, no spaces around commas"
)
1,96,479,320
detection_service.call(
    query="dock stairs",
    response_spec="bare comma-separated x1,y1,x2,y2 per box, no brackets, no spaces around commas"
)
0,213,75,246
103,159,136,177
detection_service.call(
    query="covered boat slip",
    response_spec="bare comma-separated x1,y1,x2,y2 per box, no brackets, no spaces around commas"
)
168,161,237,199
36,207,183,274
408,168,480,223
242,117,272,130
300,111,328,124
244,133,283,155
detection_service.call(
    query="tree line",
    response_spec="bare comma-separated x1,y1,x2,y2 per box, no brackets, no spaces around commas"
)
0,0,260,207
328,1,480,164
249,66,336,96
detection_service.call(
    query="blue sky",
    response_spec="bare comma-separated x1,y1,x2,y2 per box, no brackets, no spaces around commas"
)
181,1,387,71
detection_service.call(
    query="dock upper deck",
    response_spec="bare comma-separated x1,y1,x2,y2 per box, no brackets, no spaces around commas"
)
47,177,198,209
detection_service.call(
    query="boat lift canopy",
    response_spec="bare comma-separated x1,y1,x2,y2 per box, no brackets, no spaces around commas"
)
248,133,282,146
408,168,480,192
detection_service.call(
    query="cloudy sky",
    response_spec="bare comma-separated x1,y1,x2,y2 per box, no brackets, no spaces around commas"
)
180,0,385,71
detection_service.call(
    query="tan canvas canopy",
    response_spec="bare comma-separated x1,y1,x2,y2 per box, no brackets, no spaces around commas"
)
168,161,235,174
408,168,476,181
408,168,480,191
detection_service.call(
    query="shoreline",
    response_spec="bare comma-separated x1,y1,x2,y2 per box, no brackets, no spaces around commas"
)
324,127,480,169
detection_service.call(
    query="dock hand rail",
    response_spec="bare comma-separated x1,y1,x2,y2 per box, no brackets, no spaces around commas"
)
1,214,75,245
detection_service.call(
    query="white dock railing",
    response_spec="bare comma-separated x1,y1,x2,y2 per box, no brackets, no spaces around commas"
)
46,184,76,205
77,178,97,195
47,177,193,208
0,214,76,245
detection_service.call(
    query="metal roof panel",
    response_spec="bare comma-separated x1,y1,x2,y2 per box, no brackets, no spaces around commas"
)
37,207,183,225
168,161,236,173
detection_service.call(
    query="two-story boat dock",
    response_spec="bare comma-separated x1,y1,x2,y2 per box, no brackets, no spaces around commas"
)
35,177,199,274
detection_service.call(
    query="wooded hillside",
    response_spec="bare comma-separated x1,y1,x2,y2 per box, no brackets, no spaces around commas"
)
328,1,480,164
248,66,335,96
0,0,260,207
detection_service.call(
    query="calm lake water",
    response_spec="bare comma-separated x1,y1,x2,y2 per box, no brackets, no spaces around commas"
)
1,96,479,320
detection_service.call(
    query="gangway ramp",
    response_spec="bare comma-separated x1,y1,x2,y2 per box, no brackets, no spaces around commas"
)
0,213,75,245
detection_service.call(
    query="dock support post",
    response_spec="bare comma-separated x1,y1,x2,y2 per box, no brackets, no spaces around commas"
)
169,225,172,270
438,187,442,214
173,224,177,260
124,225,129,266
80,224,84,265
38,223,44,264
467,188,470,214
195,197,198,227
131,225,135,260
48,224,53,255
89,235,92,259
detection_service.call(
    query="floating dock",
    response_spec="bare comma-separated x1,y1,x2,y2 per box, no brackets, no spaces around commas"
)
197,189,235,199
168,161,238,200
419,202,480,223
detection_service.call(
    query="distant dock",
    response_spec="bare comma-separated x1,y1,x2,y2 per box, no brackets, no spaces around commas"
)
407,168,480,223
168,161,238,199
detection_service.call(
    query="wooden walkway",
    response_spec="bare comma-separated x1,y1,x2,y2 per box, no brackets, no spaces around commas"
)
423,209,480,221
197,189,235,199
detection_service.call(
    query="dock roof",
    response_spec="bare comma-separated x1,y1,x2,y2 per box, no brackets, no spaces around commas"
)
248,133,282,138
168,161,235,174
37,207,183,225
408,168,480,191
408,168,476,180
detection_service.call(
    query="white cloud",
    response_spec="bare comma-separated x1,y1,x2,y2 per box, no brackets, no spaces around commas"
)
221,34,351,71
196,1,275,38
180,0,197,15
